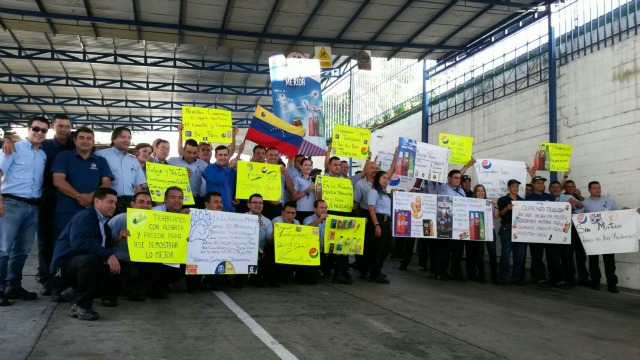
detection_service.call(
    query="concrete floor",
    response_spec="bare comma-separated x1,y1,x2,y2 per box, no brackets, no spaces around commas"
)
2,253,639,360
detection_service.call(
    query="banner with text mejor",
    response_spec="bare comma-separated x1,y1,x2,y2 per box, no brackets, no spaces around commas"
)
572,210,640,255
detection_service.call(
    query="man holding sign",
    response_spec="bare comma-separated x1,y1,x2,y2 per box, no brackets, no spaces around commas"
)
168,139,208,209
50,188,121,321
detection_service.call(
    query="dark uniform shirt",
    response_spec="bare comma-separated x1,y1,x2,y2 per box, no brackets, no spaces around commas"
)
497,194,524,224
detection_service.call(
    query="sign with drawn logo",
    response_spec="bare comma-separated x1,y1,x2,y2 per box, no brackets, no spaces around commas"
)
274,223,320,266
511,201,572,244
235,161,282,201
332,125,371,160
146,162,195,205
186,210,259,275
126,209,190,263
572,209,640,255
474,159,527,199
181,106,232,143
398,137,450,183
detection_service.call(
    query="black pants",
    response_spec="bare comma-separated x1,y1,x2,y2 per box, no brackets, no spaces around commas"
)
572,226,589,283
58,254,120,309
485,231,498,283
465,241,485,280
589,254,618,288
293,265,320,284
37,198,56,287
417,239,429,269
356,210,374,277
398,238,416,269
119,261,165,294
328,254,349,279
529,243,547,282
264,241,285,284
545,244,564,284
115,196,133,216
558,244,576,284
370,215,392,279
437,240,464,279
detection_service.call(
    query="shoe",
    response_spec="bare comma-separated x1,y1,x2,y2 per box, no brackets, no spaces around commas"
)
332,276,353,285
578,279,591,287
590,284,601,291
398,265,408,271
369,276,390,284
40,287,52,296
60,288,76,302
536,279,549,288
552,281,568,289
5,287,38,300
69,304,99,321
101,299,118,307
511,279,524,286
0,292,11,306
608,287,620,294
380,273,388,278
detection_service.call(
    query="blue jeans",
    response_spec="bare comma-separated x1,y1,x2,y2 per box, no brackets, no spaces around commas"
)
499,225,526,282
0,198,39,291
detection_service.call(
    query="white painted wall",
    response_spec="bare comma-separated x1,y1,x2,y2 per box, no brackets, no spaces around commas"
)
371,35,640,289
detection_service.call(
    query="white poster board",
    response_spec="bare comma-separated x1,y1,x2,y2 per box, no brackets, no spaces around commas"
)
186,210,259,275
377,150,415,192
474,159,526,198
511,201,572,244
451,196,495,241
413,141,450,183
572,210,640,255
392,192,438,238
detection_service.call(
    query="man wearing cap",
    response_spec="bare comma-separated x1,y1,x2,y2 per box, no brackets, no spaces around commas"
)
525,175,562,286
460,175,473,197
548,180,583,287
497,179,525,284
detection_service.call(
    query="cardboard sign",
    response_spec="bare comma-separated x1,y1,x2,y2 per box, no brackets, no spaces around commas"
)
474,159,527,199
439,133,473,165
511,201,572,244
572,210,640,255
316,175,353,213
324,215,366,255
274,223,321,266
236,161,282,201
181,106,232,143
146,162,195,205
127,209,190,263
332,125,371,160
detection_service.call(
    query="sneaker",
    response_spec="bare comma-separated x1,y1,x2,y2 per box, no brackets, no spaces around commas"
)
40,287,52,296
536,279,549,288
5,287,37,300
69,304,99,321
608,286,620,294
0,292,11,306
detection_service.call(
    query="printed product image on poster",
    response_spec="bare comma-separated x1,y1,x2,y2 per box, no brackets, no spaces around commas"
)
437,196,453,238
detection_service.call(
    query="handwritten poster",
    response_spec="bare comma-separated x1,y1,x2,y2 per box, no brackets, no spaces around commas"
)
534,142,573,172
324,215,366,255
439,133,473,165
146,162,195,205
274,223,321,266
474,159,526,199
332,125,371,160
392,192,494,241
377,150,414,193
572,210,640,255
127,209,190,263
181,106,232,143
316,175,353,213
185,210,259,275
511,201,572,244
398,137,450,183
235,161,282,201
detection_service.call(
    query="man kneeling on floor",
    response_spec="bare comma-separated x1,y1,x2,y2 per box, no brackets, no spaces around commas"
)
50,187,121,321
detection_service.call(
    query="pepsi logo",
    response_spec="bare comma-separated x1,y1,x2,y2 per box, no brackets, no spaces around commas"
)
441,135,449,144
576,214,587,224
482,160,492,169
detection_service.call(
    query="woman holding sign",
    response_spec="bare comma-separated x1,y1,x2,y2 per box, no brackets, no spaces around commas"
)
466,184,500,284
291,158,316,223
367,171,392,284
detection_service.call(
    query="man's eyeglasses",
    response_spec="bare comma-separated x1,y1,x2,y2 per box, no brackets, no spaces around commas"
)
30,126,48,134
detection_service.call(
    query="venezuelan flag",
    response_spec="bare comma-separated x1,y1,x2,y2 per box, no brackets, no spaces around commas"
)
246,106,306,157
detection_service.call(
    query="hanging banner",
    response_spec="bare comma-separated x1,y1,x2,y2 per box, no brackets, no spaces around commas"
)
392,192,494,240
572,210,640,256
377,150,415,193
235,161,282,201
474,159,527,199
332,125,371,159
533,142,573,172
438,133,473,165
146,162,195,205
314,46,332,68
398,137,450,183
274,223,321,266
186,210,259,275
316,175,353,213
126,209,190,263
181,106,232,144
269,54,326,155
324,215,366,255
511,201,572,244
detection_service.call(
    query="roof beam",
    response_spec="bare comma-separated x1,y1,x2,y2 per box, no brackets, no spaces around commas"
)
254,0,282,55
0,93,271,112
217,0,234,48
330,0,370,47
176,0,186,45
0,111,252,130
387,0,459,59
363,0,415,46
33,0,57,35
461,0,539,9
131,0,142,41
0,8,465,51
0,72,272,96
81,0,99,38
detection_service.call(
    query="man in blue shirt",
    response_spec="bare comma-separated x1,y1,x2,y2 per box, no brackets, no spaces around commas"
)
50,187,121,320
549,180,583,287
0,116,49,306
245,193,274,287
434,170,466,282
269,202,300,286
582,181,623,293
203,145,238,212
95,127,147,214
303,200,328,284
52,127,114,240
2,114,74,296
167,139,208,209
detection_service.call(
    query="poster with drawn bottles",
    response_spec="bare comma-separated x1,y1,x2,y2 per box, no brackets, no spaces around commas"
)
397,137,450,183
392,192,494,241
269,54,326,152
377,150,415,193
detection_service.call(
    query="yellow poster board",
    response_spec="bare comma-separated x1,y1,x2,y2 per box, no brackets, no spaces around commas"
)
538,142,573,171
439,133,473,165
324,215,366,255
126,209,190,263
181,106,232,143
235,161,282,201
331,124,371,160
316,175,353,213
273,223,321,266
146,162,195,205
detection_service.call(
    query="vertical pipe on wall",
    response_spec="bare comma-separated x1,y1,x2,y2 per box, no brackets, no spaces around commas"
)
548,3,558,182
421,59,429,143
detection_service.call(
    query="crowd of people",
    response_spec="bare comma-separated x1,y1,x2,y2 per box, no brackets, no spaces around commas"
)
0,114,627,321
